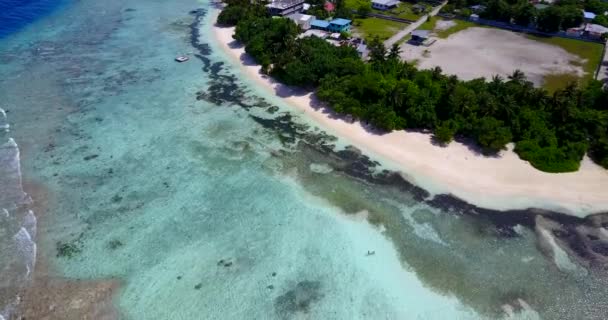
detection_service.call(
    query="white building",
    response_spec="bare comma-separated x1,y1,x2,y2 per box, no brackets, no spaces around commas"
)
287,13,314,30
372,0,399,11
266,0,306,16
585,23,608,39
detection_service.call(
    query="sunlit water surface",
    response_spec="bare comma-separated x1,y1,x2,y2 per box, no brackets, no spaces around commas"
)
0,0,607,319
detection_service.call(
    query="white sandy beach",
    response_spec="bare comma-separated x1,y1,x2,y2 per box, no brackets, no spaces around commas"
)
210,23,608,217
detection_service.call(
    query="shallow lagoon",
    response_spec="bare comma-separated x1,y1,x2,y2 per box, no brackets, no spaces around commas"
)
0,0,607,319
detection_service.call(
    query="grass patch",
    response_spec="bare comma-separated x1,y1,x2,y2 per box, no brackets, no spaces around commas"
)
345,0,368,10
436,19,478,38
396,34,412,45
386,2,424,21
353,17,406,41
526,35,604,91
417,16,438,31
542,73,582,93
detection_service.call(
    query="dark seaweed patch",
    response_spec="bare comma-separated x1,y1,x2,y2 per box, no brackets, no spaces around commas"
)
274,281,323,318
56,240,82,258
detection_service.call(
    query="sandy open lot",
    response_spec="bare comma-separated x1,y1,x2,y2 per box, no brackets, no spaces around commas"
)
401,27,585,85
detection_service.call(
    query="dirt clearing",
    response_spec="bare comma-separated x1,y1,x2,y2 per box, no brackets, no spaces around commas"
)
401,27,586,86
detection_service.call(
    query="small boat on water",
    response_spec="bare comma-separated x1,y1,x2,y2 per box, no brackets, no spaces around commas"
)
175,56,189,63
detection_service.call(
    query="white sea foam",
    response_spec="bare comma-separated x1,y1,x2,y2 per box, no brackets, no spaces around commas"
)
309,163,333,174
538,227,588,277
22,210,37,241
13,227,37,277
0,109,37,318
0,108,8,132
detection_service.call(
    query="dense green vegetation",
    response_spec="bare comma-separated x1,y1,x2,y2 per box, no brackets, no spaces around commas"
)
444,0,608,34
308,0,354,20
219,1,608,172
345,0,426,20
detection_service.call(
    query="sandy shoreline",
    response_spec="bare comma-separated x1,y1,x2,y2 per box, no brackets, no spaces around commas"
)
210,22,608,217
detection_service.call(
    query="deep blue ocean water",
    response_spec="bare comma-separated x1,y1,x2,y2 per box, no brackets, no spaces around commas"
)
0,0,64,38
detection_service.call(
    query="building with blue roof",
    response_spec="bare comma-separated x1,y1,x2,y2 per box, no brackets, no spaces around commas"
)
310,18,351,33
311,19,330,30
328,18,351,32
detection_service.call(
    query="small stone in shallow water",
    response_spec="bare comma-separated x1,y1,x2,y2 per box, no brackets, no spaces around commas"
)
83,154,98,161
44,143,55,152
271,272,277,277
194,283,202,290
177,276,182,280
108,239,123,250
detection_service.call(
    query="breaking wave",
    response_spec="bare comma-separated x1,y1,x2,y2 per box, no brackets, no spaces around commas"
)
0,108,37,319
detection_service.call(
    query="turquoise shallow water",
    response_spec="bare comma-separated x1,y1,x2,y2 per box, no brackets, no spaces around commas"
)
1,0,608,319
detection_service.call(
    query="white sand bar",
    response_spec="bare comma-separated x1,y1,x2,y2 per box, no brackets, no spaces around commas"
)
211,24,608,217
402,27,585,86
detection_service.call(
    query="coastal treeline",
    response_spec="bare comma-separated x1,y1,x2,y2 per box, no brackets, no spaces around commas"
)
218,2,608,173
444,0,608,33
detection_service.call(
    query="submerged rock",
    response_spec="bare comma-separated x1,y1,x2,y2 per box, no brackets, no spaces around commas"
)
275,281,323,317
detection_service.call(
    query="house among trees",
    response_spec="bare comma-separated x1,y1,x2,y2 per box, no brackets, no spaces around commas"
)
412,4,427,14
469,4,486,13
328,18,351,32
288,13,314,30
371,0,399,11
311,19,331,30
311,18,352,32
584,23,608,39
583,10,597,22
411,30,430,43
266,0,306,16
324,1,336,12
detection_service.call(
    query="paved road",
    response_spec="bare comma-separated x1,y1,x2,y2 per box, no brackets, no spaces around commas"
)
596,40,608,84
383,1,447,48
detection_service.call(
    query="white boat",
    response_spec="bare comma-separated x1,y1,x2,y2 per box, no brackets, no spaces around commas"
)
175,56,189,62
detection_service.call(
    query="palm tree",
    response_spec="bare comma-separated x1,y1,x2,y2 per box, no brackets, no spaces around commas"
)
488,75,503,94
431,66,443,80
388,43,401,60
552,83,579,123
508,69,526,84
